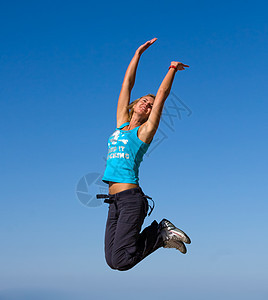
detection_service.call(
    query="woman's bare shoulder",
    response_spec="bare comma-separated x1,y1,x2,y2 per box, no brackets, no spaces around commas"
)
137,122,155,144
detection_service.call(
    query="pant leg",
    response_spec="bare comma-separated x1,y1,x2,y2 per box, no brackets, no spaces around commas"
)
104,202,118,269
107,191,164,271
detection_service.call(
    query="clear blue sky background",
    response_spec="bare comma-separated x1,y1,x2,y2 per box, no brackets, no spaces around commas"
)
1,0,267,299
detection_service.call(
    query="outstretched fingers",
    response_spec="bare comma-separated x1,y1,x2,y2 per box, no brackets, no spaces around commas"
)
137,37,158,54
149,37,158,44
176,62,190,71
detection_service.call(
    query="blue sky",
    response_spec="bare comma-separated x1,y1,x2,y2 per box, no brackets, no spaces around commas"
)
1,0,268,299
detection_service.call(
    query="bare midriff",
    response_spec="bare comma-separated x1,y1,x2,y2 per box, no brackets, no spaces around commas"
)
109,182,139,195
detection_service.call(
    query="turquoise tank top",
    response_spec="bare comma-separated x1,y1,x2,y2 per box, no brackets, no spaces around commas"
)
102,122,151,184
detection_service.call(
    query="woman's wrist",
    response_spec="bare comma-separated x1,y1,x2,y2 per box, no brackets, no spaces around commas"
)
169,65,177,72
135,50,142,57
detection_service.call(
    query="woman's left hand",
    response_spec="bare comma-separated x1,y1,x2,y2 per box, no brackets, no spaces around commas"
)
170,61,190,71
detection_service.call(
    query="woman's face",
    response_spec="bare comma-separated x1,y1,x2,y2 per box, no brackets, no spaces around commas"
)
134,96,154,118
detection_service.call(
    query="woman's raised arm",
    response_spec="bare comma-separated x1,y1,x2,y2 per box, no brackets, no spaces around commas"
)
144,61,189,140
117,38,157,128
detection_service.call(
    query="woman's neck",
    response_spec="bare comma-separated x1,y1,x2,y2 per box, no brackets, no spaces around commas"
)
128,115,145,130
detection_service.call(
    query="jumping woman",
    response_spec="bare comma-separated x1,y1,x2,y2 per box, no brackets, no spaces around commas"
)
99,38,191,271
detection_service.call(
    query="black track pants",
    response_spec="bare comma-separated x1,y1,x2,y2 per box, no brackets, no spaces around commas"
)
104,187,164,271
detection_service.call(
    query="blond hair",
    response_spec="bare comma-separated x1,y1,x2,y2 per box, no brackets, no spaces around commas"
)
127,94,156,122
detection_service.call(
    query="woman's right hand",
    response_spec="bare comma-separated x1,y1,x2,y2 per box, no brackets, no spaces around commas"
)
136,38,157,55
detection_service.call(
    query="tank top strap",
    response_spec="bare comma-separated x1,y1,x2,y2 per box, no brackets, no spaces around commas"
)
117,122,130,130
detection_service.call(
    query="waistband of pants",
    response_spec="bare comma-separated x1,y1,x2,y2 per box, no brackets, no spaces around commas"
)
109,186,144,199
96,186,155,216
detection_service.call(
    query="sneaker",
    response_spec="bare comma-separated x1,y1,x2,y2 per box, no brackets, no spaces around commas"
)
159,219,191,254
163,238,187,254
159,218,191,246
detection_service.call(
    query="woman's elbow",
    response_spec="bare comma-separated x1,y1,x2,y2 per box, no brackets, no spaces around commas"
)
157,88,170,98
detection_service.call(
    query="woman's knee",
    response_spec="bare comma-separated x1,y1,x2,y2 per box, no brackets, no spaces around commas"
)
106,256,133,271
105,255,116,270
113,261,134,271
111,254,135,271
116,265,133,271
